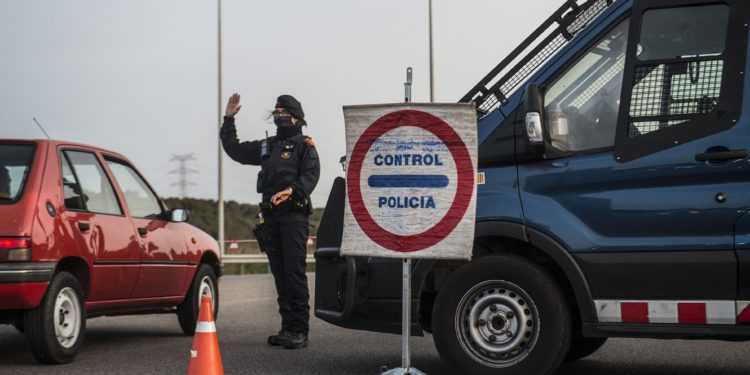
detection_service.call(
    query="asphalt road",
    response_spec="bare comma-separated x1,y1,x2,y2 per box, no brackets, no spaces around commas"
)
2,274,750,374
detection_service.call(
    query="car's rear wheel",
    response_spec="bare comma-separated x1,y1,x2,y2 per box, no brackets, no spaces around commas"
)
432,254,571,375
177,264,219,335
24,271,86,364
566,336,607,361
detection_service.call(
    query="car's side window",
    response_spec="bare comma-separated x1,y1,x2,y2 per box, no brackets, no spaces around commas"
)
628,4,729,137
60,154,86,211
65,151,122,216
543,19,629,152
106,160,163,219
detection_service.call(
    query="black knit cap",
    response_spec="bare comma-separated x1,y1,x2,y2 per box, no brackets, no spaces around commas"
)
275,95,305,125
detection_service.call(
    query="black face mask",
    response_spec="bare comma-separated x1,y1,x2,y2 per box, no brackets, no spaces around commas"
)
274,117,294,128
275,118,302,139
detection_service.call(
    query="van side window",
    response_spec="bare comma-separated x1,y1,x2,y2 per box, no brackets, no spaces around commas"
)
543,19,629,152
628,4,730,137
65,151,122,216
613,1,747,162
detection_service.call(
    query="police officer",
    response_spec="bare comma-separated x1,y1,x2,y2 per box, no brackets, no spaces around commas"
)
220,93,320,349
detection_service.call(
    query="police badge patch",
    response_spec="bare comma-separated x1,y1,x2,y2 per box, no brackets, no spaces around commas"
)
281,151,292,159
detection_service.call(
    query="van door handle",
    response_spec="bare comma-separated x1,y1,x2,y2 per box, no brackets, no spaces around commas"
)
78,222,90,232
137,227,148,236
695,149,747,162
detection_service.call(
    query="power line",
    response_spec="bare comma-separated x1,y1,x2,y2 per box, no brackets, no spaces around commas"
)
169,153,198,198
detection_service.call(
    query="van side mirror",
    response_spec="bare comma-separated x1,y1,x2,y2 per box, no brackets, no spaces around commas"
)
524,83,545,156
170,208,189,223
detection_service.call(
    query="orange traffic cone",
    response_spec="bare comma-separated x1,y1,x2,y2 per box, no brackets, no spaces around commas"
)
188,296,224,375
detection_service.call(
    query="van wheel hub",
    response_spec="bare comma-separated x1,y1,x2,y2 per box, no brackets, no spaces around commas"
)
456,280,540,367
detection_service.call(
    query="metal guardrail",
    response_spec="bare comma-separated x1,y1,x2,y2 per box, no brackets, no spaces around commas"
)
220,238,317,264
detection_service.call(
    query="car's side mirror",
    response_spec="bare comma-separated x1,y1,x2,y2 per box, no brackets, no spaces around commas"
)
170,208,189,223
524,83,545,156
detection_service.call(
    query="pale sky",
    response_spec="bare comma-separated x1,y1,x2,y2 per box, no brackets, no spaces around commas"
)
1,0,558,206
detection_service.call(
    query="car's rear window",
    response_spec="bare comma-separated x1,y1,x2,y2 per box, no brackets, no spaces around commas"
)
0,144,36,203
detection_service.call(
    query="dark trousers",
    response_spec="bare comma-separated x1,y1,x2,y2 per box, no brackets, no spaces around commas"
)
262,211,310,334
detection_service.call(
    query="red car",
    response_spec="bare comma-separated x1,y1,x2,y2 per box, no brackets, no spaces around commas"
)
0,139,221,364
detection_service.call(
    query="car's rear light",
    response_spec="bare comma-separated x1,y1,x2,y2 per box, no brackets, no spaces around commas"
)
0,237,32,262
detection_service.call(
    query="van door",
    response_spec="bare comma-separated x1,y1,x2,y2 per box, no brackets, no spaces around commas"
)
519,0,750,312
735,213,750,318
60,150,141,301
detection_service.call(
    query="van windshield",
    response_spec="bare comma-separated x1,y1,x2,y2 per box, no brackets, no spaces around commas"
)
0,144,36,203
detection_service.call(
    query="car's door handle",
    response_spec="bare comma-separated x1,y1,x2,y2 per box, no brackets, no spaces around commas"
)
137,227,148,236
78,222,90,232
695,149,747,162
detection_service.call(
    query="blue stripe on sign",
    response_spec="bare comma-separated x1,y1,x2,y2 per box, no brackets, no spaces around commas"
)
368,175,449,188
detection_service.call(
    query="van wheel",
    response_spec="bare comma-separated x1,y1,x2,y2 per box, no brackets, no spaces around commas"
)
24,271,86,364
177,264,219,335
432,254,571,375
566,336,607,361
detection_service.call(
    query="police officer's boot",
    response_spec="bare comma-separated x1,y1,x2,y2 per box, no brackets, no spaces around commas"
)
282,332,308,349
267,330,292,346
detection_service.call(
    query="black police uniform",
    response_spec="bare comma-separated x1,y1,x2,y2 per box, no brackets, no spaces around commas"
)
220,116,320,337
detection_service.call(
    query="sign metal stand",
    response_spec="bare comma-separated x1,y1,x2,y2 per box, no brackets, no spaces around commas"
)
379,67,426,375
380,258,425,375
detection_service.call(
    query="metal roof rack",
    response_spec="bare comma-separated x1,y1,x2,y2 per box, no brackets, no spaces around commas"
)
460,0,616,117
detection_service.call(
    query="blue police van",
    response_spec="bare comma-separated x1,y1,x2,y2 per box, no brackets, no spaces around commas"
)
314,0,750,373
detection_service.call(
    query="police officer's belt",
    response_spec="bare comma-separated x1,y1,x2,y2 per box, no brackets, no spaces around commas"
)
260,197,310,217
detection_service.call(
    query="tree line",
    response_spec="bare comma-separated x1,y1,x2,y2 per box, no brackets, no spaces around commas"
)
163,197,325,242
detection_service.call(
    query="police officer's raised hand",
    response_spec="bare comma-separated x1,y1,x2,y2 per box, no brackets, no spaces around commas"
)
225,93,242,118
271,187,293,206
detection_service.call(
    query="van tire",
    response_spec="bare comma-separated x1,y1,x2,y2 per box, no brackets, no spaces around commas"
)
566,336,607,361
177,264,219,335
24,271,86,364
432,254,571,375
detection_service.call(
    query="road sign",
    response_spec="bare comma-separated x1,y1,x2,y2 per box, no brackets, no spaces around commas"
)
341,103,477,259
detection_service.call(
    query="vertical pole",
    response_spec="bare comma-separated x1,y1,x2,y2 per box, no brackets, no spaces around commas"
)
217,0,225,254
428,0,434,103
405,67,413,104
404,67,413,371
402,258,412,371
382,63,426,375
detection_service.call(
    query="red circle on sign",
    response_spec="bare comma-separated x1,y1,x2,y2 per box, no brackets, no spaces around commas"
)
347,109,474,252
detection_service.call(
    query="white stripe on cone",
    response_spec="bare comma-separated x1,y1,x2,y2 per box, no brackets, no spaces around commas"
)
196,321,217,333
